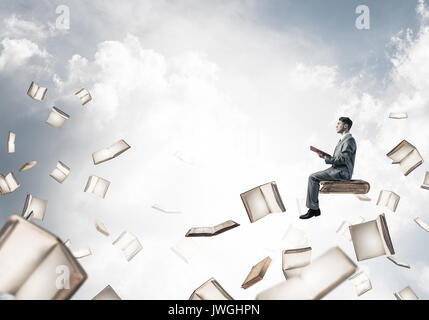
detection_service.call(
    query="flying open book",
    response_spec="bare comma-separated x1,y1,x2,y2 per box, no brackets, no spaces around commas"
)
46,107,70,130
19,161,37,172
8,132,15,154
282,247,312,279
376,190,400,212
348,271,372,296
310,146,331,158
394,286,419,300
27,81,47,101
50,161,70,184
22,194,48,221
386,140,423,176
0,173,20,195
421,171,429,190
189,278,233,300
241,256,272,289
92,139,131,165
185,220,239,237
75,88,92,105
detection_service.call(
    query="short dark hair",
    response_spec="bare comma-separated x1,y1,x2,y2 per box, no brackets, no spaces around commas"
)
339,117,353,130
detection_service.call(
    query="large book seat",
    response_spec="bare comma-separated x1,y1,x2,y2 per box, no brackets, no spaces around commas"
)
320,180,370,194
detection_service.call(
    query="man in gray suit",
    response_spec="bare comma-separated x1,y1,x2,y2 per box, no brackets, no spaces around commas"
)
300,117,356,219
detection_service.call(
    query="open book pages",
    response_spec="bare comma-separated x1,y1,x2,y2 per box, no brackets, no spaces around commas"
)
337,217,365,241
0,215,87,299
282,247,312,279
414,217,429,232
388,112,408,119
348,271,372,296
0,173,20,195
72,248,92,259
185,220,239,237
19,161,37,172
241,181,286,223
394,286,419,300
170,237,199,264
387,256,410,269
112,231,142,261
189,278,233,300
49,161,70,184
46,107,70,130
27,81,47,101
281,224,309,248
92,285,121,300
22,194,48,221
93,219,109,236
355,194,371,201
92,139,131,165
256,247,357,300
421,171,429,190
151,204,181,214
241,256,272,289
75,88,92,105
349,214,395,261
376,190,400,212
8,131,15,154
386,140,423,176
84,175,110,198
310,146,331,158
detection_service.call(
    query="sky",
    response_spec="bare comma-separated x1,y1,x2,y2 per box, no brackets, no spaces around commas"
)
0,0,429,300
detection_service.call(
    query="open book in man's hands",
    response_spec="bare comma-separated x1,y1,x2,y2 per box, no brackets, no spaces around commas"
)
310,146,331,158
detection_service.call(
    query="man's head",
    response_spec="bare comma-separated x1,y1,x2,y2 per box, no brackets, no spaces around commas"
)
336,117,353,134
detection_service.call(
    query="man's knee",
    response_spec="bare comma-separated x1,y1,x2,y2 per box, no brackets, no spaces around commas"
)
309,173,319,183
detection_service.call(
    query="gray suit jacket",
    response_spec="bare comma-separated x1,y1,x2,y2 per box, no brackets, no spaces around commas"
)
324,134,356,180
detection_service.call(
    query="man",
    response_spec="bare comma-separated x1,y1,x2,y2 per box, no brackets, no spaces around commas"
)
300,117,357,219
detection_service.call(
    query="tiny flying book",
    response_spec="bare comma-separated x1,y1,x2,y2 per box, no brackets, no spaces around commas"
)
170,237,199,264
185,220,239,237
388,112,408,119
387,256,410,269
49,161,70,183
376,190,400,212
93,219,110,236
241,256,272,289
92,139,131,165
282,247,312,279
22,194,48,221
386,140,423,176
27,81,47,101
310,146,331,158
19,161,37,172
112,231,142,261
75,88,92,105
72,248,92,259
349,214,394,261
256,247,357,300
92,285,121,300
348,271,372,297
240,181,286,223
394,286,419,300
0,173,20,195
0,215,87,299
8,131,15,154
189,278,233,300
84,175,110,198
414,217,429,232
421,171,429,190
46,107,70,130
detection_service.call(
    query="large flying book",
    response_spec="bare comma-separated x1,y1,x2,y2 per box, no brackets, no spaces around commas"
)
92,285,121,300
349,214,394,261
348,271,372,296
240,181,286,223
319,180,370,194
27,81,47,101
310,146,331,158
22,194,48,221
376,190,400,212
112,231,142,261
394,286,419,300
414,217,429,232
256,247,357,300
46,107,70,130
387,256,410,269
0,215,87,299
0,173,20,195
241,256,272,289
49,161,70,184
75,88,92,105
282,247,312,279
8,131,15,154
92,139,131,165
185,220,239,237
19,161,37,172
386,140,423,176
421,171,429,190
84,175,110,198
189,278,233,300
388,112,408,119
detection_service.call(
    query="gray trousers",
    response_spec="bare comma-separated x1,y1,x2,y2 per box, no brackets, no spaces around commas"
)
306,167,348,210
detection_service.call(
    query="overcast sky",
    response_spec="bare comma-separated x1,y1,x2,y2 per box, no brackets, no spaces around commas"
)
1,0,429,300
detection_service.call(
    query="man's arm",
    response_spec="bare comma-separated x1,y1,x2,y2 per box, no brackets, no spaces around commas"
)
324,139,356,165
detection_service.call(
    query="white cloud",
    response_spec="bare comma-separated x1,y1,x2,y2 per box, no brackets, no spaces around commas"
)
0,37,49,71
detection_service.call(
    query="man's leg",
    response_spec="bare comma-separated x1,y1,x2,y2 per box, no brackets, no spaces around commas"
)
306,168,342,210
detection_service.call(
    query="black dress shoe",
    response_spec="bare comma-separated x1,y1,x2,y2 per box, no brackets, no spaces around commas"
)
299,209,321,219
